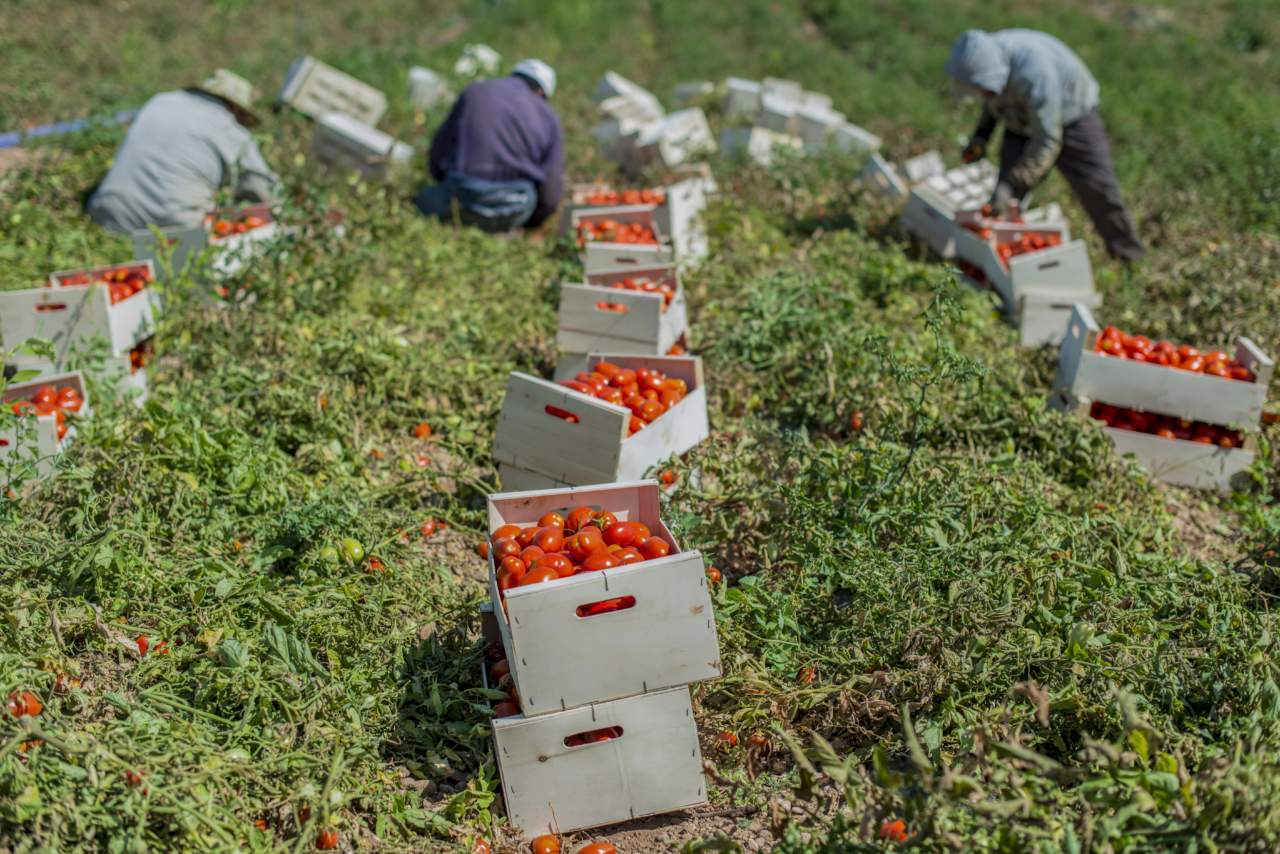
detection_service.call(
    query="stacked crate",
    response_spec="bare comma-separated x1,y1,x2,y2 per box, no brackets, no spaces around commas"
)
715,75,879,165
590,72,717,175
951,207,1099,346
1052,304,1273,491
899,161,998,257
481,480,719,838
0,261,159,404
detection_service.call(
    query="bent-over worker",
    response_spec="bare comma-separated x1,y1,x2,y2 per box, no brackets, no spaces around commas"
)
945,29,1145,261
415,59,564,233
87,69,278,234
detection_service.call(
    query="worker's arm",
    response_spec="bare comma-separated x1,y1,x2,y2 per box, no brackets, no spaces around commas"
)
971,104,998,147
233,136,279,204
427,97,463,182
527,121,564,228
1004,65,1064,195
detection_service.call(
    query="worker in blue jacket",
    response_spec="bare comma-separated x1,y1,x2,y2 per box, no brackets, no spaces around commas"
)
415,59,564,233
946,29,1145,261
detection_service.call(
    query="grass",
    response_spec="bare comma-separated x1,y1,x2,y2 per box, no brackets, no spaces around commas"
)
2,0,1279,851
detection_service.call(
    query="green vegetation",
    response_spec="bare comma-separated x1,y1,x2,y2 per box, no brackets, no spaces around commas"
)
2,0,1278,851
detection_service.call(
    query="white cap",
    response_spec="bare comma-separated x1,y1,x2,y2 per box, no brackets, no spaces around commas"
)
513,59,556,98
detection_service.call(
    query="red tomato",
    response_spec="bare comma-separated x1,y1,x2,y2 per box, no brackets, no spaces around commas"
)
568,527,604,562
640,400,666,422
492,524,521,541
31,385,58,406
591,510,618,530
565,506,594,532
316,829,339,850
516,526,539,548
520,566,560,586
530,835,561,854
472,838,493,854
640,537,671,560
577,844,617,854
540,553,574,578
490,659,510,681
11,400,36,417
7,690,43,718
491,537,520,561
614,547,644,565
533,527,565,553
594,362,621,377
596,386,625,405
602,522,641,547
538,511,565,529
476,541,490,559
608,369,637,388
580,549,621,572
57,387,84,411
493,700,520,717
412,421,432,439
499,555,528,581
519,546,545,565
706,566,722,583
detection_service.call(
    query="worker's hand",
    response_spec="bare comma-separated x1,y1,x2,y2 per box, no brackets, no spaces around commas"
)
989,180,1016,214
961,140,986,164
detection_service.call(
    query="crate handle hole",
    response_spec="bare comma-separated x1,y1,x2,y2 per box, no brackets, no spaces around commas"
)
35,303,69,312
575,595,637,618
564,725,624,747
544,405,580,424
613,256,640,264
1037,260,1062,271
594,301,629,314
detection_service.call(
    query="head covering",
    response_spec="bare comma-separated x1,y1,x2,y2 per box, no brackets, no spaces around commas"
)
193,69,260,126
512,59,557,99
944,30,1009,96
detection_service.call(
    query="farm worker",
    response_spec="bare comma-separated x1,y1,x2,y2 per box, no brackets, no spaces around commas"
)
414,59,564,233
945,29,1145,261
86,69,278,234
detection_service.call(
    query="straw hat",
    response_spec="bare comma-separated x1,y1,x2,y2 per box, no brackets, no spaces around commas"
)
192,69,260,126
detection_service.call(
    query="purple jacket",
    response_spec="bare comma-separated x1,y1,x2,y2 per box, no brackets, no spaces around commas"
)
428,75,565,225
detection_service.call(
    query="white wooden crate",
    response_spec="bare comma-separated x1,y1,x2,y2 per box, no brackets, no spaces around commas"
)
795,106,846,152
408,66,452,110
598,94,664,125
485,480,720,715
1015,288,1102,348
634,108,715,172
673,80,715,108
1,371,89,482
556,280,687,366
901,185,962,257
280,56,387,125
861,153,907,199
723,77,762,119
719,127,801,168
902,150,946,184
658,177,709,263
987,240,1095,313
1053,303,1273,428
760,77,803,100
593,72,663,114
493,356,708,487
1098,425,1256,492
493,685,706,838
0,272,160,361
758,92,799,134
312,113,413,181
131,225,209,281
832,122,881,156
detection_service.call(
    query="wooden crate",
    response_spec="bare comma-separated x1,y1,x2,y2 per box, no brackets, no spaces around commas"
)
492,355,708,487
556,282,687,369
832,122,881,156
492,685,706,838
279,56,387,125
131,225,209,281
1098,422,1257,492
311,112,413,181
902,150,946,184
758,92,799,134
656,177,709,263
861,153,907,199
1015,288,1102,348
1,371,89,482
719,127,802,168
0,266,160,361
485,480,721,716
633,108,716,172
723,77,762,119
795,105,846,152
1053,303,1272,428
901,185,961,257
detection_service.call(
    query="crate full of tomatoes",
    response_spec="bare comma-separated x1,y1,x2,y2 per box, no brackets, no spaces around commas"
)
576,209,675,275
493,356,709,490
0,261,159,365
556,265,689,378
1053,303,1273,491
131,206,278,282
567,178,709,264
1,372,89,482
478,480,721,716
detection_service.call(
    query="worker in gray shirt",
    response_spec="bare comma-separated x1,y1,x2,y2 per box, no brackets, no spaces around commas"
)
87,70,279,234
946,29,1145,261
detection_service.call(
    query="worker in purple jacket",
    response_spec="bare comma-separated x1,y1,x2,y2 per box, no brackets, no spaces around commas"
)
415,59,564,233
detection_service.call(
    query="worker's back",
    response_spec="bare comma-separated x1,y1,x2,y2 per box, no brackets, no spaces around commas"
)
88,90,262,232
428,75,562,187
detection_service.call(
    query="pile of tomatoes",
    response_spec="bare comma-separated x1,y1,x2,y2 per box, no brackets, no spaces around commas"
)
955,259,988,285
557,362,690,436
581,188,666,206
1094,326,1256,381
210,213,269,238
576,219,658,246
995,231,1061,266
487,652,521,717
477,505,674,596
129,340,153,375
1090,402,1243,447
56,265,152,305
599,276,677,309
8,384,85,441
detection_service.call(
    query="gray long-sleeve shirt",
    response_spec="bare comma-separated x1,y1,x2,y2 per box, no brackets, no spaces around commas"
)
87,89,279,234
945,29,1100,193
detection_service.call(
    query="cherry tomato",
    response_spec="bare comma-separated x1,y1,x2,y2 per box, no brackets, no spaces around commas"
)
718,731,739,748
10,400,36,417
412,421,432,439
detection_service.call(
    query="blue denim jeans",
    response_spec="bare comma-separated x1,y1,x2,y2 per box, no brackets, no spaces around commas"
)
414,172,537,232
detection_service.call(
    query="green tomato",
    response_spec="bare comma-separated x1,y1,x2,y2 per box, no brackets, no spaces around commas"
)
318,545,339,564
339,538,365,564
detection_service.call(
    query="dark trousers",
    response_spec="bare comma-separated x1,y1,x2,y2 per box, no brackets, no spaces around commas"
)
1000,109,1145,261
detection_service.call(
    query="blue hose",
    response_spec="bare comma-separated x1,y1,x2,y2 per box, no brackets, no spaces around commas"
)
0,108,139,149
